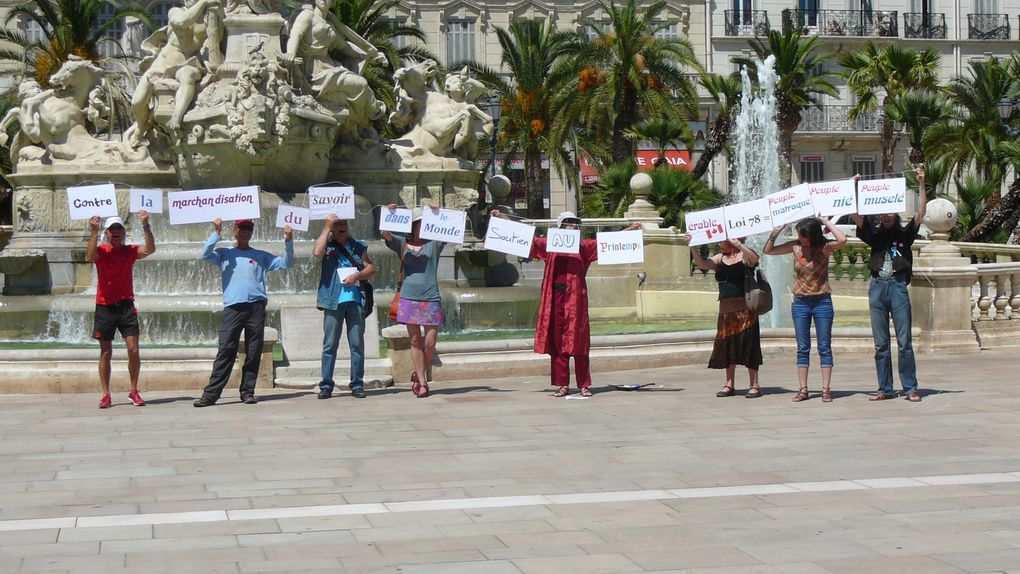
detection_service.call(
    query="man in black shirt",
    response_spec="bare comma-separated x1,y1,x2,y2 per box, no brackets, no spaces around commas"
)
851,167,926,402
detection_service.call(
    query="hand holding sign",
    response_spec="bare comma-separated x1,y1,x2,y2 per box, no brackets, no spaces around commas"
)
419,207,466,244
168,186,260,225
379,206,412,233
276,204,309,232
685,207,727,246
68,184,118,220
596,229,644,265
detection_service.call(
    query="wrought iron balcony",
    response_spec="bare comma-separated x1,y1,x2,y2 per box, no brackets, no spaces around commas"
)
782,9,899,38
723,10,770,37
903,13,947,39
968,14,1010,39
799,106,880,133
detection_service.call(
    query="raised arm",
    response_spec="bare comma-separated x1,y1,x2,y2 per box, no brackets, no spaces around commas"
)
820,215,847,253
268,226,295,271
200,218,222,264
684,233,717,271
313,214,334,260
137,210,155,259
85,215,101,263
763,224,797,255
912,166,927,229
729,238,760,267
849,174,865,229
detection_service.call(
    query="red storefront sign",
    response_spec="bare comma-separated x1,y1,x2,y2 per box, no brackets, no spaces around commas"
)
580,150,693,184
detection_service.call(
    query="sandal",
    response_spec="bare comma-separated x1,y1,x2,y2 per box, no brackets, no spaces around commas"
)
822,388,832,403
716,385,735,398
792,388,809,402
869,392,896,401
745,386,762,399
579,387,593,397
553,387,569,397
416,382,429,398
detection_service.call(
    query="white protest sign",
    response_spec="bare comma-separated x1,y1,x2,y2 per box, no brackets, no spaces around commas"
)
130,188,163,214
547,227,581,254
308,186,355,220
808,179,857,217
596,229,644,265
685,207,727,246
67,184,117,220
419,208,466,244
276,204,309,232
484,217,535,258
379,207,413,233
767,184,815,227
723,198,772,238
336,267,358,284
168,186,260,225
857,177,907,215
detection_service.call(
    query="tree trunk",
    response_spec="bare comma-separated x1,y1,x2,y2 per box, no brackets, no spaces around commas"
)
525,148,546,218
611,85,638,164
778,126,794,189
962,175,1020,242
880,116,896,175
692,114,730,180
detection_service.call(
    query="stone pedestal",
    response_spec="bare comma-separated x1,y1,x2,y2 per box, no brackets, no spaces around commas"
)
910,234,980,354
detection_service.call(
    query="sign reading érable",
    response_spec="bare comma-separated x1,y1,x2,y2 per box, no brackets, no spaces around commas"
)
130,188,163,214
484,217,535,258
67,184,118,220
767,184,814,227
808,179,856,217
546,227,580,254
419,208,466,244
276,205,309,232
685,207,726,246
168,186,260,225
724,198,772,238
379,207,413,233
596,229,643,265
857,177,906,215
308,186,355,220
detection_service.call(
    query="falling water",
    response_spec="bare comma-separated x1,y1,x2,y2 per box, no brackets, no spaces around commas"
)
730,55,793,328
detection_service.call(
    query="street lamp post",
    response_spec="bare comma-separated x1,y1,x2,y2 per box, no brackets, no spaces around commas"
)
999,98,1019,138
484,97,503,194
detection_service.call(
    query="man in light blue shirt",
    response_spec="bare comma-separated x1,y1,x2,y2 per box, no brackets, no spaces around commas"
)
194,218,294,407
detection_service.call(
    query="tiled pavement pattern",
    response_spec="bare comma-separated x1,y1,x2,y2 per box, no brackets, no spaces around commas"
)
1,349,1019,573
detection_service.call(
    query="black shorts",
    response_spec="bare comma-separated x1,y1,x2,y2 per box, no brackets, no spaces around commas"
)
93,300,140,341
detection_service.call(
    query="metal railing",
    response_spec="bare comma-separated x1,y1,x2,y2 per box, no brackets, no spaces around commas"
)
723,10,771,37
782,9,899,37
903,12,947,39
798,105,881,133
968,14,1010,39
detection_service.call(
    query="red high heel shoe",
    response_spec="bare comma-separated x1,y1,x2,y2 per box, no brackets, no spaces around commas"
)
416,382,430,398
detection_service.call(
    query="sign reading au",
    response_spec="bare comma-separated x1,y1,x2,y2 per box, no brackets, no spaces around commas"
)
130,188,163,214
419,208,466,244
596,230,644,265
379,207,413,233
167,186,260,225
808,179,857,217
308,186,355,220
276,204,309,232
546,227,580,254
724,198,772,237
857,177,907,215
685,207,727,246
484,217,535,258
67,184,118,220
767,184,815,227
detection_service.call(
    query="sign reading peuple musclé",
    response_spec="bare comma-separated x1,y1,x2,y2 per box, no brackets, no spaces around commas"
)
596,230,644,265
308,186,355,220
685,207,727,246
167,186,260,225
856,177,906,216
419,208,466,244
484,217,535,258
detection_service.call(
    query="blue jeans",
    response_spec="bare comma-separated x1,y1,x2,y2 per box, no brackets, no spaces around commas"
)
320,302,365,391
792,294,834,368
869,277,917,394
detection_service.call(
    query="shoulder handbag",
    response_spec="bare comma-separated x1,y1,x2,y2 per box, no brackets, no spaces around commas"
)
388,243,406,322
337,241,374,318
744,264,773,315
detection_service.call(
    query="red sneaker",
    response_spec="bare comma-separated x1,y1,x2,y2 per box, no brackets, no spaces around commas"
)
99,394,112,409
128,390,145,406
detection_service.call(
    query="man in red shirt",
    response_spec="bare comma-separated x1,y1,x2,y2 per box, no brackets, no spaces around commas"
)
86,211,156,408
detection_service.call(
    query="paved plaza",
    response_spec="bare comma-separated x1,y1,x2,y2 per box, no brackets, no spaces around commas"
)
1,348,1019,574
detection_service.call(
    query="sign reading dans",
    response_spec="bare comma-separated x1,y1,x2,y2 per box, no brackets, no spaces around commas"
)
857,177,907,215
67,184,118,220
379,207,413,234
308,186,355,220
724,198,772,238
276,204,309,232
685,207,727,246
168,186,260,225
809,179,856,217
596,229,644,265
130,188,163,214
419,208,466,244
546,227,581,254
484,217,535,258
767,184,814,227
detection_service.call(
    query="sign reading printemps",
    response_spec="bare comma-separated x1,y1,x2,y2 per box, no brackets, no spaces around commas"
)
809,179,857,217
724,198,772,238
168,186,260,225
130,188,163,214
685,207,727,246
767,184,814,227
276,205,309,232
419,208,466,244
67,184,118,220
857,177,907,216
596,230,644,265
484,217,535,258
546,227,580,254
378,207,413,234
308,186,355,220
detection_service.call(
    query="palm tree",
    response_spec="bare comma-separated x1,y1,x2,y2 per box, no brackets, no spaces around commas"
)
552,0,700,165
733,29,837,187
963,141,1020,242
0,0,151,87
457,19,574,218
692,72,742,180
840,44,941,174
623,116,692,167
884,90,951,165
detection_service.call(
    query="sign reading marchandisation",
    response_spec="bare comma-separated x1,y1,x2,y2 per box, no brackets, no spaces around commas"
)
685,207,727,246
484,217,535,258
167,186,260,225
809,179,857,217
130,188,163,214
419,208,466,244
546,227,581,254
596,230,644,265
308,186,355,220
379,207,413,233
857,177,906,216
276,205,309,232
67,184,118,220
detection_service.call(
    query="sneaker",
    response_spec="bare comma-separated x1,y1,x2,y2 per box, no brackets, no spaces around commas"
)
241,394,258,405
98,394,112,409
317,389,332,400
193,396,217,408
350,386,366,399
128,390,145,406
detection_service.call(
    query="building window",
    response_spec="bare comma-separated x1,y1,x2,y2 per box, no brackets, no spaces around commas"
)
148,0,177,30
800,155,825,182
583,20,610,40
973,0,997,13
654,22,678,40
851,156,877,178
381,18,408,50
96,3,124,57
445,19,475,65
21,17,47,44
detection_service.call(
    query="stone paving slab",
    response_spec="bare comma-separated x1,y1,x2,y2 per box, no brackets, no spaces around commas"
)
1,348,1019,573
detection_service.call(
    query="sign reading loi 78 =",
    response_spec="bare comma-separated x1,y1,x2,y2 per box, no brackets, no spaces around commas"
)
484,217,535,258
168,186,260,225
723,198,772,238
857,177,906,215
596,230,643,265
308,186,355,220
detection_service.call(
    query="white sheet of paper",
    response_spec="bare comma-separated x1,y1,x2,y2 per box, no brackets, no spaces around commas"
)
857,177,907,215
484,217,535,258
67,184,118,220
767,184,815,227
168,186,260,225
276,204,309,231
379,207,413,233
723,198,773,238
336,266,359,285
546,227,581,254
685,207,727,246
809,179,857,217
596,229,644,265
308,186,355,220
130,188,163,214
419,208,466,244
